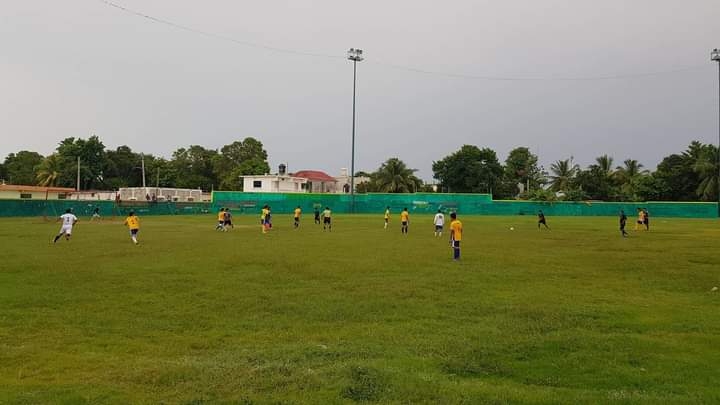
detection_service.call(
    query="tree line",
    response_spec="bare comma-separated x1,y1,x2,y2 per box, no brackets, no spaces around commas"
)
0,136,717,201
0,136,270,192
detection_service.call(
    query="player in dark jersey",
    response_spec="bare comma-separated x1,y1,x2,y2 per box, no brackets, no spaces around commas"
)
537,210,550,230
619,210,628,237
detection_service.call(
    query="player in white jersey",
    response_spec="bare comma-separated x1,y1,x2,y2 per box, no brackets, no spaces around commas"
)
433,209,445,237
53,208,78,243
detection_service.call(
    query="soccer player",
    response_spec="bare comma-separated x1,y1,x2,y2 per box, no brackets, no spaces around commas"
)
384,206,390,230
449,212,462,261
294,206,302,229
634,207,645,231
322,206,332,231
223,208,233,231
53,208,78,243
260,205,269,233
314,207,321,225
433,209,444,237
619,209,628,237
538,210,550,230
642,208,650,230
90,206,101,221
265,206,273,232
400,208,409,234
216,208,225,231
124,211,140,245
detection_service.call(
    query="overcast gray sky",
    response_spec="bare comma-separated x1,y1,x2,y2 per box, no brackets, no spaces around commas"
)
2,0,719,180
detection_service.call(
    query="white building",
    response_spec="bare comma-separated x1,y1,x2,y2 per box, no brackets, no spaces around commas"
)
241,174,307,193
119,187,208,202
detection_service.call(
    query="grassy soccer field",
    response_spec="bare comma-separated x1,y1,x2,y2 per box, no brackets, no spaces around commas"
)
1,214,719,404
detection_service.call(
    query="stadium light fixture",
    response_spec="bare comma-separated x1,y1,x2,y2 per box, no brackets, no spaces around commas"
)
347,48,364,213
713,49,720,218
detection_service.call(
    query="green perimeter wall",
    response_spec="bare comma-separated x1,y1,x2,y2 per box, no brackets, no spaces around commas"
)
0,200,211,218
212,192,718,218
0,193,715,218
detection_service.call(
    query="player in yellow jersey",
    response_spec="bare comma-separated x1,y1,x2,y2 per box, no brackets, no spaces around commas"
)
400,208,409,234
124,211,141,245
260,205,270,233
293,206,302,229
449,212,462,261
634,207,645,231
384,206,390,229
215,208,225,231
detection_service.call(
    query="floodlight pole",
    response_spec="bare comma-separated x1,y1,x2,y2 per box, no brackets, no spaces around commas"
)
713,49,720,218
348,48,363,213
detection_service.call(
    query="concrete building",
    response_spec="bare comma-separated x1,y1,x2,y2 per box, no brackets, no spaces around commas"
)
0,184,76,200
66,190,118,201
118,187,208,202
241,175,307,193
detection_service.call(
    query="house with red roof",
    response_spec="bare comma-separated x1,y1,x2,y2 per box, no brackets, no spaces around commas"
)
241,165,368,193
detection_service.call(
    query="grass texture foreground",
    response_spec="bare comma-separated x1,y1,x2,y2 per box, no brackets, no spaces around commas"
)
1,214,719,404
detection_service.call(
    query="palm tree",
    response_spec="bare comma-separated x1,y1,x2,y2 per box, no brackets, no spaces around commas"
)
548,158,579,192
372,158,421,193
35,154,61,187
614,159,647,184
693,146,718,201
593,154,614,177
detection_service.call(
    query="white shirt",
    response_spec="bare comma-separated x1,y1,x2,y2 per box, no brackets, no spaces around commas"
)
434,213,445,226
60,213,78,226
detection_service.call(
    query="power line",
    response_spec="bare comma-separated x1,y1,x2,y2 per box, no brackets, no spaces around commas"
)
98,0,707,82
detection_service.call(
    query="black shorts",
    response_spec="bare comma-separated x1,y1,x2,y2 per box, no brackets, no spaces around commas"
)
224,220,231,226
539,219,546,224
323,217,331,224
452,240,460,248
402,221,408,226
294,217,300,222
130,229,139,235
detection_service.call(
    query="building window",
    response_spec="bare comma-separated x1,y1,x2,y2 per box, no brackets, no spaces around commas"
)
253,180,262,188
20,193,32,199
57,193,67,200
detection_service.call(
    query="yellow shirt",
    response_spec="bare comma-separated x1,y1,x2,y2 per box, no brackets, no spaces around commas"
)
217,211,224,221
323,209,332,218
400,211,409,222
125,215,140,230
294,208,301,218
384,209,390,219
261,208,269,220
450,219,462,241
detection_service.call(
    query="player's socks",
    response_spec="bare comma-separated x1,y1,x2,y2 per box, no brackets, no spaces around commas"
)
53,234,61,243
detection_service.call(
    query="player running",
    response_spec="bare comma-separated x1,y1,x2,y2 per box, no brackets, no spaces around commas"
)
634,208,645,231
322,207,332,231
642,208,650,230
314,207,321,225
384,206,390,230
216,208,225,231
619,209,628,237
223,208,233,231
538,210,550,230
124,211,141,245
400,208,409,234
53,208,78,243
449,212,462,261
293,206,302,229
433,209,444,237
90,206,101,222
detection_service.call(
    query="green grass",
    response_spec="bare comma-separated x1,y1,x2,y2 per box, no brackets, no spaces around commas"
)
1,214,719,404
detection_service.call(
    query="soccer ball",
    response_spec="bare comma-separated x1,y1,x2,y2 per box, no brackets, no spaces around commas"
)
510,227,514,231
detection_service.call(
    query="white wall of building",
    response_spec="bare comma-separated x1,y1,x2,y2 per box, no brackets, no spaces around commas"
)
242,176,307,193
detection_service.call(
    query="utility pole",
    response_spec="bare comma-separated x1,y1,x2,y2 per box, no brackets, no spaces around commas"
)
76,156,80,191
347,48,364,213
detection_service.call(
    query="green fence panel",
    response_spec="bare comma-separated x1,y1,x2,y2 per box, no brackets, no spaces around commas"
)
210,192,718,218
0,200,212,218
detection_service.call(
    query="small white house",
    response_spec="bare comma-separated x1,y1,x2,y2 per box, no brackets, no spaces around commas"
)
242,175,307,193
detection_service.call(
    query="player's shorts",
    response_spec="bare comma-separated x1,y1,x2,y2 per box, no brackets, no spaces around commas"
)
219,221,225,225
224,220,231,226
92,213,100,218
60,225,73,235
323,217,331,224
435,225,443,231
384,218,389,223
637,220,643,224
402,221,408,226
452,240,460,248
539,219,546,224
294,217,300,222
130,229,139,235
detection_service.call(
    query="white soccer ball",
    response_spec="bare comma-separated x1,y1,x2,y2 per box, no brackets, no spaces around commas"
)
510,227,514,231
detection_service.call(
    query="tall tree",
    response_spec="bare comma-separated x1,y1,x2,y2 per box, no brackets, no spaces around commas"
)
693,144,719,201
614,159,648,200
573,155,618,200
503,147,545,197
549,158,579,192
3,151,43,185
370,158,422,193
432,145,503,193
55,136,107,190
168,145,219,190
214,137,270,190
35,154,62,187
104,145,144,189
653,141,707,201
